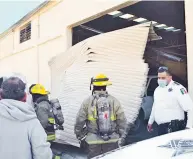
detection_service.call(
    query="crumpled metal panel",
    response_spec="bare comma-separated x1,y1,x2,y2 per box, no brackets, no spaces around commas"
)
49,23,156,147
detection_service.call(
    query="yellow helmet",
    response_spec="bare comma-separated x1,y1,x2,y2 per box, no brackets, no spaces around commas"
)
30,84,50,95
91,74,112,88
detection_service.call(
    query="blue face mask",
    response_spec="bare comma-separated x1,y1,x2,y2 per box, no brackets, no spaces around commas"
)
157,79,168,88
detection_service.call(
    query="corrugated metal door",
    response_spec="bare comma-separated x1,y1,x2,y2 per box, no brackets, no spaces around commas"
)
49,22,157,147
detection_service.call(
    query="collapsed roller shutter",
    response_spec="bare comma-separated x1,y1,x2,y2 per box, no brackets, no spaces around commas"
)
49,22,160,147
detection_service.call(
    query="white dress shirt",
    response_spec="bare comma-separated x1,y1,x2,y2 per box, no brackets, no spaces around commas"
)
148,80,193,128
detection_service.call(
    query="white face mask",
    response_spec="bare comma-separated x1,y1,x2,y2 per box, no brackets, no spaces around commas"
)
157,79,168,88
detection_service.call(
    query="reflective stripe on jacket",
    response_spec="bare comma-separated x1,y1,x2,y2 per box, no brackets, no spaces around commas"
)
74,91,127,144
35,96,56,140
85,133,119,145
47,134,56,142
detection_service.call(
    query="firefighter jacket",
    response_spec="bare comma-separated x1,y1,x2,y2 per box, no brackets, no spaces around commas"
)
34,96,56,142
74,91,127,145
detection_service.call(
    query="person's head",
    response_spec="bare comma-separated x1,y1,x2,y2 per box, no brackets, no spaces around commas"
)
29,84,49,102
157,66,172,88
0,77,26,102
90,74,112,92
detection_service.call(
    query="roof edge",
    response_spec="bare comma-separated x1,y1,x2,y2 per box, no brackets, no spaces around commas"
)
0,0,52,40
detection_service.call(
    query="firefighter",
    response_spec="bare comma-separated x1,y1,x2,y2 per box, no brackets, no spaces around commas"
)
29,84,63,159
147,66,193,135
74,74,127,159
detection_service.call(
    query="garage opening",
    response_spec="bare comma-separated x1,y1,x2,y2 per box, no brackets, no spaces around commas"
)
72,1,187,143
73,1,186,85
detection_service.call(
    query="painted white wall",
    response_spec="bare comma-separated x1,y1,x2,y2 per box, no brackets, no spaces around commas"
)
185,0,193,99
0,47,38,85
13,18,39,53
0,32,14,58
0,0,131,92
38,34,71,90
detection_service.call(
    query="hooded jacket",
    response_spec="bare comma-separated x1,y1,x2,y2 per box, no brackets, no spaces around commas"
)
0,99,52,159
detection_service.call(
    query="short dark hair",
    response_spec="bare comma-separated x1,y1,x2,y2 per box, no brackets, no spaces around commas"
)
158,66,172,76
0,77,26,100
29,84,36,94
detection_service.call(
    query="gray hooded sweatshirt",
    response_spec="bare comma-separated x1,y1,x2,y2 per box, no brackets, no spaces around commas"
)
0,99,52,159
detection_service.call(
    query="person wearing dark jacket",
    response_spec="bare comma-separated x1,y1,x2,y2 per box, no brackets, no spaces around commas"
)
0,77,52,159
75,74,127,158
29,84,62,159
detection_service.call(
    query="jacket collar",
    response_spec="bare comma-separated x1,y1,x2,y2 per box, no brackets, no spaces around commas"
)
93,90,108,95
167,80,174,88
36,96,49,104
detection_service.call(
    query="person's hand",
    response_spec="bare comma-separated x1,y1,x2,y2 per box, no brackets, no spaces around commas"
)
147,124,153,133
118,138,125,148
77,135,86,141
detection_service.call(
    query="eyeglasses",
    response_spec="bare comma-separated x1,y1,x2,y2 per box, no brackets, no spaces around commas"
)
158,66,169,72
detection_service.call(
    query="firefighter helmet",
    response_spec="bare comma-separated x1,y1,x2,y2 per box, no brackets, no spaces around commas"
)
92,74,112,87
29,84,50,95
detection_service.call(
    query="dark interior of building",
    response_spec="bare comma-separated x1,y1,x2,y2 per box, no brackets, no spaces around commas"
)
72,1,187,85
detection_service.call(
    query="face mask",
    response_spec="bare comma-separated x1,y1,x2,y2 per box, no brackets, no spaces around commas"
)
157,79,168,88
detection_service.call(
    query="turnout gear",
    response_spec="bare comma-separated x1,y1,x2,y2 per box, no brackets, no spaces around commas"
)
34,96,56,142
119,117,141,147
92,92,115,141
75,74,126,158
34,96,64,141
51,145,63,159
75,91,126,139
86,142,118,158
75,90,126,158
30,84,63,159
29,85,64,131
34,97,63,159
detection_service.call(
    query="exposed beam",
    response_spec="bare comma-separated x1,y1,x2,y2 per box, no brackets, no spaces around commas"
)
79,25,104,34
70,1,139,28
159,44,186,49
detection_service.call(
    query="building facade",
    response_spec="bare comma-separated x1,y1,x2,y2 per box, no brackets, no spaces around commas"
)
0,0,134,90
0,0,193,99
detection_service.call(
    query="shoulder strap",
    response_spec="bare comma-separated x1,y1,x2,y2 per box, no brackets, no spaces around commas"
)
36,99,51,105
34,99,51,112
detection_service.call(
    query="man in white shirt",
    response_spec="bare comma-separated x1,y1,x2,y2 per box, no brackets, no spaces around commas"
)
147,66,193,135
